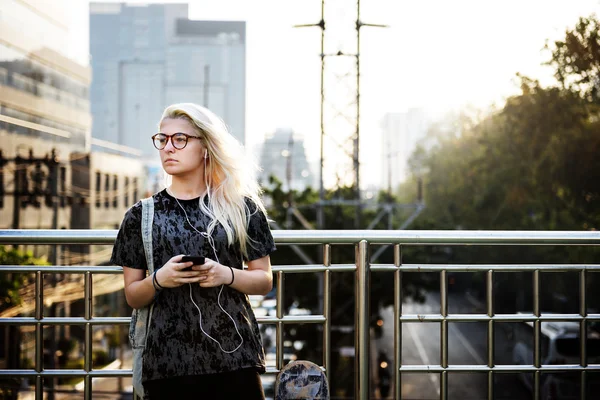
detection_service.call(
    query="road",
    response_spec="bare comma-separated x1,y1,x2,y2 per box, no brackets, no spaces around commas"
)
374,291,531,400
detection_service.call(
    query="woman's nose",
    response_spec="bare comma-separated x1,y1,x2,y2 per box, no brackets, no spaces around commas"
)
163,137,176,151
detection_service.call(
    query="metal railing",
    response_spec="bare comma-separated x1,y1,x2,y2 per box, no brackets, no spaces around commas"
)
1,229,600,399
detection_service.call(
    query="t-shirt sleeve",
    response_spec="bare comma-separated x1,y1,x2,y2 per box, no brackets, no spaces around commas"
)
244,198,277,262
110,202,147,270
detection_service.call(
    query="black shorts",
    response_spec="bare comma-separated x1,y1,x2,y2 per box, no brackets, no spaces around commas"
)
144,368,265,400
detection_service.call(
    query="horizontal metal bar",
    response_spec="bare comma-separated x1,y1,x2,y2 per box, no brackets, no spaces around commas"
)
264,365,326,375
257,315,326,324
11,313,596,326
0,230,117,245
2,229,600,245
0,266,123,273
5,364,596,377
0,369,132,378
272,264,356,273
400,314,600,322
399,365,600,373
2,264,599,273
371,264,600,272
0,264,354,274
6,314,590,326
0,317,131,325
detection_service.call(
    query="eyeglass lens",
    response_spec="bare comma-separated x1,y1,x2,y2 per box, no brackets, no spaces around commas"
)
153,133,189,150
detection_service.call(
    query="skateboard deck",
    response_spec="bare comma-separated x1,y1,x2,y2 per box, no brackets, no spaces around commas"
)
274,360,330,399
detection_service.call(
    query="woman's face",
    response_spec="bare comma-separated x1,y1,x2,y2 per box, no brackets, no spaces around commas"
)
157,118,206,177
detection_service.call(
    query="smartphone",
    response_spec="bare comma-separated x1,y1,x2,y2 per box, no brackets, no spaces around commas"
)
181,255,205,271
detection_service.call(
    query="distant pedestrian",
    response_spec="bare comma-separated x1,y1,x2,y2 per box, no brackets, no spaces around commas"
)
111,103,276,399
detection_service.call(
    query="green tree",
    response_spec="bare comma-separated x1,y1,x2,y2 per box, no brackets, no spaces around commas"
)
0,246,49,313
404,14,600,313
545,14,600,104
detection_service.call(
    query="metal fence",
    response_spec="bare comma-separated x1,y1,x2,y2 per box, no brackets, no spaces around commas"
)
0,229,599,400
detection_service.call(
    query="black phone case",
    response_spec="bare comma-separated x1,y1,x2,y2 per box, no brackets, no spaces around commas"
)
181,256,205,270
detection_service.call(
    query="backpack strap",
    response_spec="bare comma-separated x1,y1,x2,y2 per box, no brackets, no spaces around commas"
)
141,197,155,274
140,196,156,348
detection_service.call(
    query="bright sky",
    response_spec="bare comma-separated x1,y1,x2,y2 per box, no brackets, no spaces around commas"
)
66,0,599,187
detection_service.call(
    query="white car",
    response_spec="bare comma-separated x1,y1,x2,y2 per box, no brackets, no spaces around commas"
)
512,316,600,397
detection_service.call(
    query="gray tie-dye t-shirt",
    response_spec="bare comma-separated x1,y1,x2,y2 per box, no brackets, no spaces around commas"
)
110,190,276,383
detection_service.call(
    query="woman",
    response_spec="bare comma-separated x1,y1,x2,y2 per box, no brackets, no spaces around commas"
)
111,103,276,399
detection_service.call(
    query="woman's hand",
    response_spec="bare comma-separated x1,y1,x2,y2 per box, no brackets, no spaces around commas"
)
155,254,203,288
193,257,233,288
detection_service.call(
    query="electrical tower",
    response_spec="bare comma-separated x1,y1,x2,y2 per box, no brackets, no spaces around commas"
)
295,0,386,229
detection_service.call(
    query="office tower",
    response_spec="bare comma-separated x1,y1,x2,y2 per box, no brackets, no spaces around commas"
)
90,2,246,159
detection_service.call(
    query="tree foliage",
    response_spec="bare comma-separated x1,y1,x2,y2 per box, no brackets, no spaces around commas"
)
545,14,600,103
405,14,600,312
0,246,49,313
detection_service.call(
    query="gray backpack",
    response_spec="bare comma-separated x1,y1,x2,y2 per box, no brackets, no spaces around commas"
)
129,197,155,399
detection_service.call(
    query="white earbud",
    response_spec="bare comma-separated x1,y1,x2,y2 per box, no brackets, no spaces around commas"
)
204,149,208,159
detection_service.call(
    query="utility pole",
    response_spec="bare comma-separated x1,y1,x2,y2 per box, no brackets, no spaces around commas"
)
295,0,386,229
12,153,22,230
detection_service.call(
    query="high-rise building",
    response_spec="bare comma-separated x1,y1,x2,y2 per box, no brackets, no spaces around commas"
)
0,0,92,233
380,108,431,191
89,3,247,159
258,128,315,192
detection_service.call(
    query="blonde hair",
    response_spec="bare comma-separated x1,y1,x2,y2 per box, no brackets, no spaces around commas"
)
159,103,267,257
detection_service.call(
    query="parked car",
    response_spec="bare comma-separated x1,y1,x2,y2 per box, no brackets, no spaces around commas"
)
512,313,600,398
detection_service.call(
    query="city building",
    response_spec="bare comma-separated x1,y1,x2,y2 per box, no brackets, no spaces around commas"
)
380,108,431,191
0,0,92,237
258,127,315,192
89,2,247,160
0,0,145,252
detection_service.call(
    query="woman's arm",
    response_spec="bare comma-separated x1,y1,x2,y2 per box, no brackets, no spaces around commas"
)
123,266,156,309
197,256,273,296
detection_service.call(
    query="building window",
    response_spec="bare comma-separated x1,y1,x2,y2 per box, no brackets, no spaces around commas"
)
124,177,129,206
133,177,138,203
95,172,101,208
112,175,118,208
104,174,110,208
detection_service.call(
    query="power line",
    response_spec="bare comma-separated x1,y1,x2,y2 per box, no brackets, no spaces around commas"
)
295,0,387,229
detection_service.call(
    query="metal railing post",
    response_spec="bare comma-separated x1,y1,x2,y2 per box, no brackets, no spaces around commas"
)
440,269,448,400
394,244,402,400
35,271,43,400
487,269,495,400
533,269,541,400
580,269,587,400
276,270,285,371
323,244,331,378
355,240,370,400
84,271,93,400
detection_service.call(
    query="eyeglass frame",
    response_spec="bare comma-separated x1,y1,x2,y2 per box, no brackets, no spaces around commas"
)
151,132,202,150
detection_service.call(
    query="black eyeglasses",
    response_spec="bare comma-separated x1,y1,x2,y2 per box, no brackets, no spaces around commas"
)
151,133,201,150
